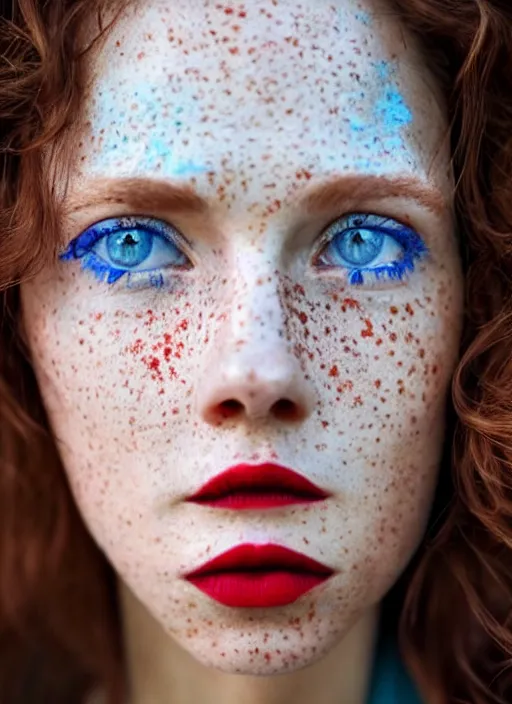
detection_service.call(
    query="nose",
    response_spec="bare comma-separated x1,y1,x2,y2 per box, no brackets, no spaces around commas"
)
195,269,316,427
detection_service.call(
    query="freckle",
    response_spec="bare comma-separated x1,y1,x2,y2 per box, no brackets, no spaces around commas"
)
361,318,373,338
130,339,145,354
341,297,360,312
390,306,398,315
328,365,339,377
389,332,397,342
405,303,414,316
374,379,381,389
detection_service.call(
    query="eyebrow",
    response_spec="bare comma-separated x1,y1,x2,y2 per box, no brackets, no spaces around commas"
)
65,174,449,218
299,174,448,216
66,178,209,216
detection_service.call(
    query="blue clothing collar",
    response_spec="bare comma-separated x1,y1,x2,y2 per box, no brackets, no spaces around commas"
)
366,641,422,704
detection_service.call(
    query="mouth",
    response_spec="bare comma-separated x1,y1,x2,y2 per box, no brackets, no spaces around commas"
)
186,463,330,510
184,543,334,608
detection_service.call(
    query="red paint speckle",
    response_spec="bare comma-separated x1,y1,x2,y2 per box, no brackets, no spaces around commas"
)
361,319,374,338
341,297,360,312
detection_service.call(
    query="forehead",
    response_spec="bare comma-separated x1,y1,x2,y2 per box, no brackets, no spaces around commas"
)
77,0,448,193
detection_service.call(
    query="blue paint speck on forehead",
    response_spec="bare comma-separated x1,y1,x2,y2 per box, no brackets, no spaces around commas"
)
141,137,207,177
347,60,413,169
374,60,391,82
349,116,367,133
91,84,206,178
375,88,412,130
355,11,372,26
372,61,412,131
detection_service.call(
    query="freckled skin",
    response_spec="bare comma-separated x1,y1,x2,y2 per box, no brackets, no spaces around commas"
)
21,0,462,686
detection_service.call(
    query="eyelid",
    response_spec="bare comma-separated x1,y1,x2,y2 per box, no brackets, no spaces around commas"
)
68,215,196,261
312,212,421,259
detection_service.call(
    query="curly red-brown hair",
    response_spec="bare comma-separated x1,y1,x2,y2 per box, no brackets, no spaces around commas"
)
1,1,512,702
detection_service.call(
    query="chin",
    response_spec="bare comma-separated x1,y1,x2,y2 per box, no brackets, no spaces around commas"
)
188,644,330,676
172,623,340,676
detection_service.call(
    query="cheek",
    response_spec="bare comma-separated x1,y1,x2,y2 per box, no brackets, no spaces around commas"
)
19,277,212,522
283,271,459,426
279,270,460,553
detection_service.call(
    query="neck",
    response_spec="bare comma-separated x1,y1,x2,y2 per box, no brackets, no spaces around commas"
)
120,584,380,704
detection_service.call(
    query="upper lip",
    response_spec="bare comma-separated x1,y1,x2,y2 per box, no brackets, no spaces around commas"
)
187,463,330,506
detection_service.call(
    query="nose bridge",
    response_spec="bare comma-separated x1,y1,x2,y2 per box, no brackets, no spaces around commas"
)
196,246,315,425
227,250,286,355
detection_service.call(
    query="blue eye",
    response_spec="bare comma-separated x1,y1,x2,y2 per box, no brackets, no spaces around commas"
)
60,217,191,288
106,230,153,268
315,213,427,286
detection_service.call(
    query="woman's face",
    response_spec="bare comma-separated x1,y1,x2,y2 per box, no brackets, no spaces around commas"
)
22,0,462,675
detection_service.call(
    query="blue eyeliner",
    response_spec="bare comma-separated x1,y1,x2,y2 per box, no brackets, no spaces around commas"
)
319,213,428,287
62,212,428,291
60,216,189,289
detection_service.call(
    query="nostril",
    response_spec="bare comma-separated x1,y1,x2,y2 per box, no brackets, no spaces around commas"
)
218,399,244,419
272,398,302,422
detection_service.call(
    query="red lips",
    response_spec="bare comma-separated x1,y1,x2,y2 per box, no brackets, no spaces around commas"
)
187,463,330,509
185,544,334,607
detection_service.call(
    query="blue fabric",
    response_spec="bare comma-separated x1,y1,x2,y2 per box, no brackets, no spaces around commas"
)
366,642,422,704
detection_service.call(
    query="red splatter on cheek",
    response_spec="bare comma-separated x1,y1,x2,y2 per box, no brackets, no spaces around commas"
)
360,318,374,338
125,313,191,385
341,297,361,313
130,339,144,355
145,355,163,382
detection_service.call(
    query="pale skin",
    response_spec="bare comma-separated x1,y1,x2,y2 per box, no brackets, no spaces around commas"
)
21,1,463,703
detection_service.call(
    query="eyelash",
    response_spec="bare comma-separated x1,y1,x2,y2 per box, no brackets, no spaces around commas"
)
60,216,191,289
313,213,428,286
61,213,427,290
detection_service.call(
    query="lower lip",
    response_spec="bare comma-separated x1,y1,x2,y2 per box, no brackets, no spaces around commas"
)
187,571,329,608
